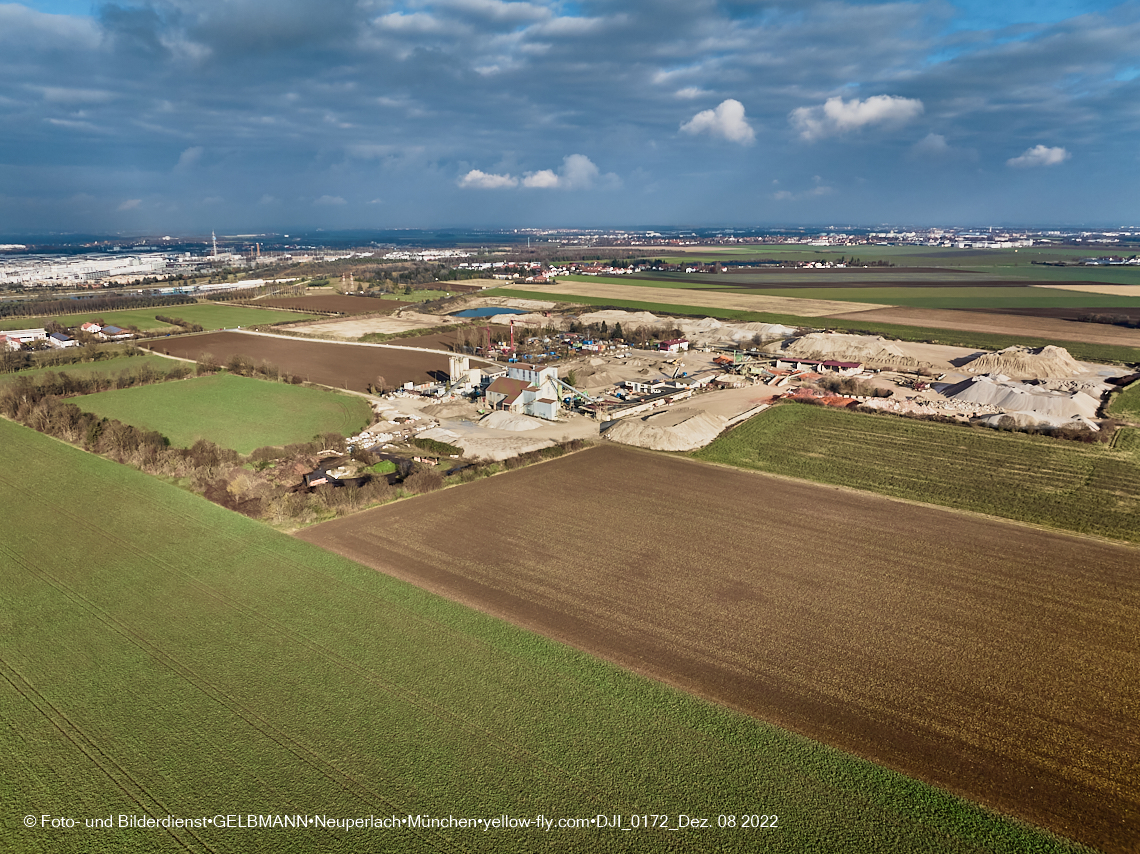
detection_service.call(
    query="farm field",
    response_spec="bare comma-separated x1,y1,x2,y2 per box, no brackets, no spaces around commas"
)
74,373,371,453
0,353,181,384
718,285,1140,310
696,404,1140,542
499,278,886,316
300,443,1139,854
493,287,1140,361
0,420,1083,854
824,305,1140,348
1107,380,1140,421
257,294,412,314
156,331,454,391
0,303,315,333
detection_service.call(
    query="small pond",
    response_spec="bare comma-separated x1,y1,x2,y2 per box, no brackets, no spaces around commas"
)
450,307,531,318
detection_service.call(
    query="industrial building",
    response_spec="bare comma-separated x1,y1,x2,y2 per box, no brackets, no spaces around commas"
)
485,363,561,420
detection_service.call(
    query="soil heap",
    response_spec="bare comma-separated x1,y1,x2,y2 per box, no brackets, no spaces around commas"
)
575,309,796,347
604,408,727,452
771,332,919,368
962,345,1084,379
939,374,1101,420
480,411,544,431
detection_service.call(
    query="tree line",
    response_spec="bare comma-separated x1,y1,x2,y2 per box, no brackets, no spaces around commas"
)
0,293,195,319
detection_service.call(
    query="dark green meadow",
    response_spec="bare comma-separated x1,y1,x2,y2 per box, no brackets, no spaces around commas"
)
696,404,1140,543
0,419,1086,854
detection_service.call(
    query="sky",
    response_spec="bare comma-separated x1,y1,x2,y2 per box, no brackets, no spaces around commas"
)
0,0,1137,233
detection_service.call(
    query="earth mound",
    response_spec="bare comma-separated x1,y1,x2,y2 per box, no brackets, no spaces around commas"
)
480,411,544,432
962,345,1083,379
604,409,727,451
773,332,918,368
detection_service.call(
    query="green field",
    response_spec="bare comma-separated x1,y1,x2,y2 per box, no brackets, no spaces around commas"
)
491,287,1140,364
74,373,371,453
1107,379,1140,422
696,405,1140,543
560,275,1140,309
721,285,1140,309
0,418,1084,854
0,354,183,385
0,303,315,333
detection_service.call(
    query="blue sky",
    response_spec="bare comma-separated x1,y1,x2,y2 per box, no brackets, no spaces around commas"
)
1,0,1137,233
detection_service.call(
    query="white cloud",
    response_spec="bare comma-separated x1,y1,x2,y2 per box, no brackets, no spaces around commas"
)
1007,144,1070,168
458,169,519,189
175,146,203,171
314,195,347,205
790,95,924,141
675,87,711,100
117,199,141,211
680,99,755,145
523,154,603,189
522,169,559,188
912,133,949,156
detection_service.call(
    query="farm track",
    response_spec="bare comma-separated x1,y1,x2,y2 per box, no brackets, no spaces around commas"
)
825,305,1140,347
298,444,1140,854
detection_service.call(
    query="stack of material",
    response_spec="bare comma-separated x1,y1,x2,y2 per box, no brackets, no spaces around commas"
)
962,345,1084,379
479,411,544,431
939,374,1101,420
604,408,727,451
772,332,919,368
574,310,796,347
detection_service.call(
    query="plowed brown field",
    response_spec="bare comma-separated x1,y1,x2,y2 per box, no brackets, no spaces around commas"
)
826,305,1140,347
158,331,453,389
298,444,1140,854
258,295,412,314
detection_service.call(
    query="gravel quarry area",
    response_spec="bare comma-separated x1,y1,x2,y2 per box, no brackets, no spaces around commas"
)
286,310,464,338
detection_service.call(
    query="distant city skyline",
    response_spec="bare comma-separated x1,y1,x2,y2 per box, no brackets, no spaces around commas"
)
1,0,1137,232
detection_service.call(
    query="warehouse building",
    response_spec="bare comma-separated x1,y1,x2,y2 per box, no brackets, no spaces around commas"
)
485,363,561,420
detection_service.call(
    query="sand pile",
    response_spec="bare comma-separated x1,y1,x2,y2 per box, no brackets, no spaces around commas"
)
939,375,1101,419
486,312,552,327
578,309,660,326
604,408,727,451
480,411,544,431
1037,378,1109,394
773,332,918,367
421,402,478,419
962,345,1084,379
572,365,632,389
416,426,462,443
574,309,796,347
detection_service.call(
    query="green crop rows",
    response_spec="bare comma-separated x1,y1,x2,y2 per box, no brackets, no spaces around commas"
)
0,418,1085,853
696,405,1140,543
74,373,371,453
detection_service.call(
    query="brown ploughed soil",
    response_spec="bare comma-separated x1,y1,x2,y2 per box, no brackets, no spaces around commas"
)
158,331,452,390
258,295,412,314
957,305,1140,322
826,305,1140,347
298,444,1140,854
